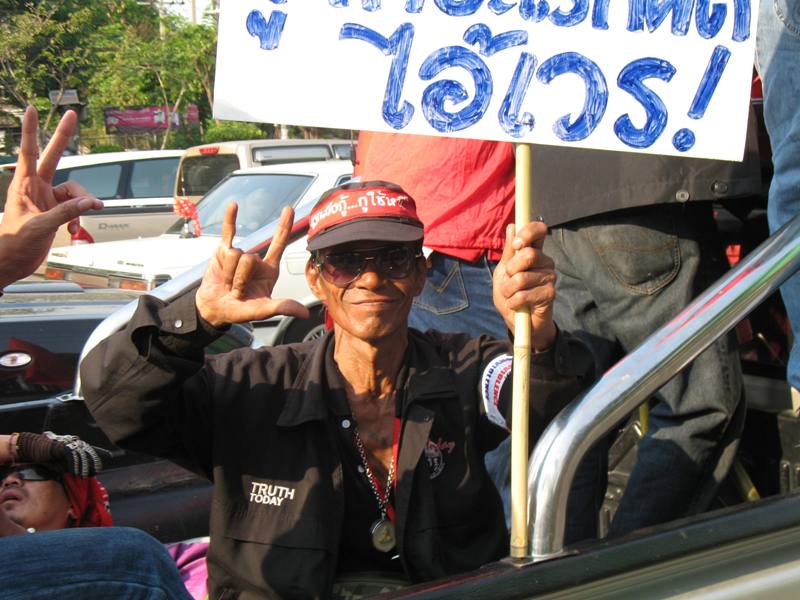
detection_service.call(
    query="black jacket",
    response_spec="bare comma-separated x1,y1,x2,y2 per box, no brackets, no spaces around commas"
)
81,291,593,599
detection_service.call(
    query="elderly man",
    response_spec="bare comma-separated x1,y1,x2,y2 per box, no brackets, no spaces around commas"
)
81,180,593,599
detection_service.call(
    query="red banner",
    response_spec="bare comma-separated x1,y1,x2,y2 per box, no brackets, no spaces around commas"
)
104,104,200,133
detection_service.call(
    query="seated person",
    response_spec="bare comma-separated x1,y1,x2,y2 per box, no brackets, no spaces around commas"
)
80,181,594,598
0,432,205,600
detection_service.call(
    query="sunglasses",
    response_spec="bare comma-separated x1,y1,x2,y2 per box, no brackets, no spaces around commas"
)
315,246,422,287
0,465,61,483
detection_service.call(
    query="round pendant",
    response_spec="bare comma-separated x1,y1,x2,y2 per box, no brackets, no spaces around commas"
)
370,517,396,552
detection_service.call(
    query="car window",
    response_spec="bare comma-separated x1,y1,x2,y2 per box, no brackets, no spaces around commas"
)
332,143,355,160
129,157,180,198
167,173,313,237
251,145,331,165
57,163,123,199
176,154,240,197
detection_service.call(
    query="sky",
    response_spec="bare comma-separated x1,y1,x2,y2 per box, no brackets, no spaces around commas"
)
167,0,216,24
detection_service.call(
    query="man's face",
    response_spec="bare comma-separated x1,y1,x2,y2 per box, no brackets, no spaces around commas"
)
306,241,426,342
0,465,73,531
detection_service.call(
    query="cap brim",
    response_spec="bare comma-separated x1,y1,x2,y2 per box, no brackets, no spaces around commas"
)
307,218,423,251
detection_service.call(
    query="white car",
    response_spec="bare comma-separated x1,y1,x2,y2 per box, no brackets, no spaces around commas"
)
1,150,184,243
46,160,353,342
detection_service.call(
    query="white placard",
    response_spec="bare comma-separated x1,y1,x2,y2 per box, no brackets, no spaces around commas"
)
214,0,758,161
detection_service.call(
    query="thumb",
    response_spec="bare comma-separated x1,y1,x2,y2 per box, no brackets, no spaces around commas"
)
34,197,101,231
499,223,517,265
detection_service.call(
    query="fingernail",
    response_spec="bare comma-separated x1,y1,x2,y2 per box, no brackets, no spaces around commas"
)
77,197,94,211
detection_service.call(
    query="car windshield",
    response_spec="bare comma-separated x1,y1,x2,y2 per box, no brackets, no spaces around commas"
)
166,172,314,237
176,154,240,197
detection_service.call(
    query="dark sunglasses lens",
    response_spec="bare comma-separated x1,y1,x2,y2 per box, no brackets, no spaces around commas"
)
376,247,415,277
0,466,57,482
322,253,365,285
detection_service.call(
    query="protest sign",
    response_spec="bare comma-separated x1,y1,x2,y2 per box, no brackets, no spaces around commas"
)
214,1,757,160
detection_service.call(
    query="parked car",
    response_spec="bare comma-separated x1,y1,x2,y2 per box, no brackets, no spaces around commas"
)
0,150,184,243
45,160,353,341
174,138,355,205
0,280,255,542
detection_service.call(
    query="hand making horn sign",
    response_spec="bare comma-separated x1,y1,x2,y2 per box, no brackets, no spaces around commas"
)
195,202,310,329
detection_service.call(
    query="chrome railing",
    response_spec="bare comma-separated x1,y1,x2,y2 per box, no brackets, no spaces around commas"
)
528,214,800,560
73,201,317,396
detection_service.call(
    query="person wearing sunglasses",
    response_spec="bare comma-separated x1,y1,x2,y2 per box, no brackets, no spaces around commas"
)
80,180,594,599
0,431,197,600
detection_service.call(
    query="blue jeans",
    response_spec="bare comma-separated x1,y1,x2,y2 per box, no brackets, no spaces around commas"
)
0,527,193,600
544,203,743,536
410,251,604,543
756,0,800,391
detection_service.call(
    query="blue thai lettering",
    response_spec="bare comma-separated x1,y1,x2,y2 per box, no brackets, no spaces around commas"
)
246,10,287,51
537,52,608,141
695,0,726,38
406,0,426,10
340,23,416,129
731,0,750,41
419,46,492,132
329,0,348,6
520,0,550,21
688,45,731,118
637,0,693,35
592,0,610,28
488,0,517,14
550,0,589,26
463,24,528,56
362,0,381,10
614,57,675,148
499,52,537,137
434,0,484,15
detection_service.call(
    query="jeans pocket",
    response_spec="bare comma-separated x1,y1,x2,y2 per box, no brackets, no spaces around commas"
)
775,0,800,37
412,257,469,315
586,209,681,295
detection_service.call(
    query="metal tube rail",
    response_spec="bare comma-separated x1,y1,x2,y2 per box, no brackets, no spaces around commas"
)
528,214,800,560
73,201,316,396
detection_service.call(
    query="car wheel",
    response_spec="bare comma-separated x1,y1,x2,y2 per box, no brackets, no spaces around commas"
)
281,305,327,344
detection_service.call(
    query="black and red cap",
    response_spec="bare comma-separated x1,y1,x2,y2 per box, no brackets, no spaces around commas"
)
307,180,424,251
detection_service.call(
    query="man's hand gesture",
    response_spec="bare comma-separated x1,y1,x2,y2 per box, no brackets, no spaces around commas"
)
0,107,103,288
196,202,310,328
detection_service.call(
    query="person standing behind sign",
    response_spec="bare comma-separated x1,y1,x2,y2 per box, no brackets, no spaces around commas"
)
536,116,762,535
755,0,800,409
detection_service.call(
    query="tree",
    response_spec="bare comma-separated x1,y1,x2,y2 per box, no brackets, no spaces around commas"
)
89,16,215,148
0,1,159,141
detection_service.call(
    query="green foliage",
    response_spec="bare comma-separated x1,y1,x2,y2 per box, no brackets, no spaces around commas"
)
163,127,202,149
0,2,218,150
89,143,124,153
204,120,266,144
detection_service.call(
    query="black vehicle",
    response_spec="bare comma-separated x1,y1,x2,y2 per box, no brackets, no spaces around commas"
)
0,281,254,542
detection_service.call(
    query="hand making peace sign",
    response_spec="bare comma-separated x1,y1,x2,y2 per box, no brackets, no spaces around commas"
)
0,107,103,288
195,202,310,328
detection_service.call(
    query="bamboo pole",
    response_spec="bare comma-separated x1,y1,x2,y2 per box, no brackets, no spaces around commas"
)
510,142,533,558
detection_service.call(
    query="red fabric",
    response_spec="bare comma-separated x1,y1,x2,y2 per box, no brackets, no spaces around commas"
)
354,133,515,261
7,337,73,388
174,197,201,237
63,474,113,528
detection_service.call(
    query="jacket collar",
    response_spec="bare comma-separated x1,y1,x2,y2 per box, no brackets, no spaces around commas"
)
276,331,336,428
276,328,461,428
